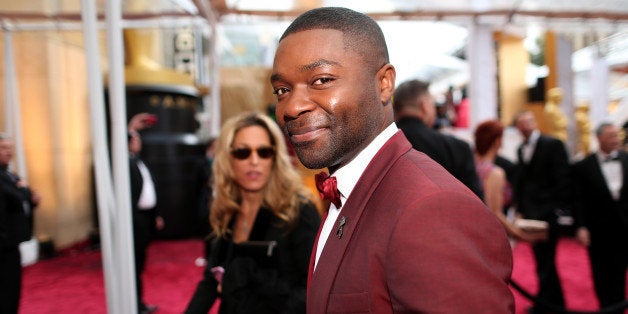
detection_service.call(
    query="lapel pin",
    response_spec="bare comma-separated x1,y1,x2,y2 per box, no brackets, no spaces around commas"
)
336,216,346,239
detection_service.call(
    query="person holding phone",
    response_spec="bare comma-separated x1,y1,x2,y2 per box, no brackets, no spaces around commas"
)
185,112,320,314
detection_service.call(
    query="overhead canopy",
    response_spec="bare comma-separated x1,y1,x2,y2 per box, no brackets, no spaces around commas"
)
1,0,627,31
1,0,625,84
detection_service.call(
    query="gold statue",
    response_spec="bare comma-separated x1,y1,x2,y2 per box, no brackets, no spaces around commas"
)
574,102,592,156
543,87,568,142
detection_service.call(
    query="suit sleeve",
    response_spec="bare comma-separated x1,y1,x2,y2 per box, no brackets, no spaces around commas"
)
184,262,219,314
0,189,7,247
185,236,223,314
454,139,484,200
387,191,514,312
549,139,572,208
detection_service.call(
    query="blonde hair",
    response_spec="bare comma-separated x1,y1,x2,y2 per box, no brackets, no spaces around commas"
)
210,111,312,237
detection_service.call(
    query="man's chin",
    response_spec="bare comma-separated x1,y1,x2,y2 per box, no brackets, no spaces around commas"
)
293,147,329,170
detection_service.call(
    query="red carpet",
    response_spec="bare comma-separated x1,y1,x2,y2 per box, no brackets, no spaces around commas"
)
19,237,626,313
511,238,598,313
20,239,206,314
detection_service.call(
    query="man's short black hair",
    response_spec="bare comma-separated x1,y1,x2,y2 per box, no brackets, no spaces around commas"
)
280,7,389,72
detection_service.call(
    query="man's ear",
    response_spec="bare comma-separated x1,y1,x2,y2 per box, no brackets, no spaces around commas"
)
378,64,396,105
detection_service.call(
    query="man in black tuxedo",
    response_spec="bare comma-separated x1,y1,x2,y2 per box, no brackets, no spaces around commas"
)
393,79,484,199
572,123,627,314
514,110,570,313
128,130,163,314
0,134,41,313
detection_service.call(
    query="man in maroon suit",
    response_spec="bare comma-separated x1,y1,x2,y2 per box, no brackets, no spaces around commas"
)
271,7,514,313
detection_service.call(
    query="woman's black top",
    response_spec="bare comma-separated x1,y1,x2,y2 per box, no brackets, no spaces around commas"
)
185,200,321,314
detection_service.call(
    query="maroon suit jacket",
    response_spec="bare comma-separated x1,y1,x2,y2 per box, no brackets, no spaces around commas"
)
307,132,514,313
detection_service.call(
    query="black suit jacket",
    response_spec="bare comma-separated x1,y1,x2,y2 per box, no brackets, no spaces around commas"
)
0,167,35,248
515,134,571,220
396,117,483,199
571,151,628,244
495,155,518,187
185,201,321,314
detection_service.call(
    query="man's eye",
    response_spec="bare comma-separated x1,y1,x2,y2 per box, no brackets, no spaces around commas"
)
313,77,333,85
273,87,289,96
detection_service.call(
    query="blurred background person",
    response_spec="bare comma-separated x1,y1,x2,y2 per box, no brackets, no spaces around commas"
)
128,114,164,314
572,122,628,314
0,134,41,314
473,120,545,243
185,112,320,314
433,102,453,130
514,110,571,313
393,79,483,199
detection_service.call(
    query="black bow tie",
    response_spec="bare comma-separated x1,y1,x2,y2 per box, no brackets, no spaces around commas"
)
604,155,619,162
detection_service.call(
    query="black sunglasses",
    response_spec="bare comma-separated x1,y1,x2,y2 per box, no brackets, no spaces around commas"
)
231,146,275,160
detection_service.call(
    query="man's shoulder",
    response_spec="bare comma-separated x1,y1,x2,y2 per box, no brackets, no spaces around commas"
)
538,134,563,145
389,149,464,186
443,133,471,149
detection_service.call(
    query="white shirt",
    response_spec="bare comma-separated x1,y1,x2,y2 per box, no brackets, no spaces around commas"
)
597,151,623,201
136,159,157,209
521,130,540,164
314,123,398,270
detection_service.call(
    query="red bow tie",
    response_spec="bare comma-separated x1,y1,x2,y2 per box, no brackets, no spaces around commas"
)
315,171,342,208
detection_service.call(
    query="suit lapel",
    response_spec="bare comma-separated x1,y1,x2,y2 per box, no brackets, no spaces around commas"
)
528,136,545,166
307,211,327,291
618,152,628,200
307,132,411,313
586,155,614,199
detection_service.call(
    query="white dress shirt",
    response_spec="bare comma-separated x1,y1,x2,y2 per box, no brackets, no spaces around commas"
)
597,151,623,201
136,159,157,210
314,123,398,270
521,129,540,164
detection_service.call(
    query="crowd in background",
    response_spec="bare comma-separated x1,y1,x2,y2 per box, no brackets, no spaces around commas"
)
418,81,627,314
3,6,627,314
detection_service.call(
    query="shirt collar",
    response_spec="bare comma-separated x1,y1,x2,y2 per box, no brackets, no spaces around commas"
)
597,150,619,163
527,129,541,145
331,123,398,205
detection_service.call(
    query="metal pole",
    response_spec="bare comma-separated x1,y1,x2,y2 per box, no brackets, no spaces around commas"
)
3,29,28,180
209,19,221,137
80,0,121,312
3,29,13,135
105,0,138,312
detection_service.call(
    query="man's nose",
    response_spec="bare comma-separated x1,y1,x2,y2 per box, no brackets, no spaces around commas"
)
280,85,316,121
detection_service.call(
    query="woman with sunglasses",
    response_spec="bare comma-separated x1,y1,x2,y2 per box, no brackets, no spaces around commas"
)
185,111,321,314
